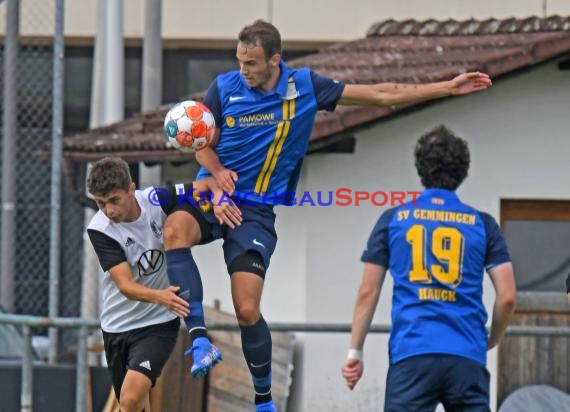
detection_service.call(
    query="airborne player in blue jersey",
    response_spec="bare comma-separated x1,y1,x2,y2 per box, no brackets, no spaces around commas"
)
342,126,516,411
164,19,493,412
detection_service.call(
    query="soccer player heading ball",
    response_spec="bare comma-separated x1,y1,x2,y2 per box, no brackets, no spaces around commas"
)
163,19,493,412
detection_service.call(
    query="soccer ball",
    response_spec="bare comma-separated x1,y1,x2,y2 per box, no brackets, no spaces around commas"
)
163,100,216,152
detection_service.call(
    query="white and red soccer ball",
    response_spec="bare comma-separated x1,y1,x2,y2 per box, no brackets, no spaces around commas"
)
163,100,215,152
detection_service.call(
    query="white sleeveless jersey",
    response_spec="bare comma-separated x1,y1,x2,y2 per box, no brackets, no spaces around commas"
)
87,187,176,333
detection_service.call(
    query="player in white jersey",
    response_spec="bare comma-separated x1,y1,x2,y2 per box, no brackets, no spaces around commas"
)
86,157,241,412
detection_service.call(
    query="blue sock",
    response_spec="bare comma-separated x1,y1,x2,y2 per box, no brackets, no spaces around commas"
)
240,316,272,404
165,248,207,341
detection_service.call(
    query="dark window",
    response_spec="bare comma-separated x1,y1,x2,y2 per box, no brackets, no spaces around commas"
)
64,46,143,133
64,46,318,134
501,199,570,292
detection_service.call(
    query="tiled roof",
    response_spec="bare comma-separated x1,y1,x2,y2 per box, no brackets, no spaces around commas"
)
63,15,570,162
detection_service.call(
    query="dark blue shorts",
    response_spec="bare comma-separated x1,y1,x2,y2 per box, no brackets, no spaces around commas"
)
200,203,277,272
385,354,490,412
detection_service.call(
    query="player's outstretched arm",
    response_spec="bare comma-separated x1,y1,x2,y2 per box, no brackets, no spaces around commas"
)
338,72,492,107
342,263,387,390
109,262,190,318
195,130,238,195
487,262,516,350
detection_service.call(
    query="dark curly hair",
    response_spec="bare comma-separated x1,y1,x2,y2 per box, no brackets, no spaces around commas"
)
238,19,282,60
86,157,132,196
414,125,470,191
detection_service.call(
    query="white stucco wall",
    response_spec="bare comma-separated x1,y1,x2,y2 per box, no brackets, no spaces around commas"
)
187,61,570,410
294,62,570,411
3,1,570,42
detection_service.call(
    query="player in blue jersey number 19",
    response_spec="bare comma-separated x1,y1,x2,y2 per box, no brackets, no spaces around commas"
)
342,126,516,412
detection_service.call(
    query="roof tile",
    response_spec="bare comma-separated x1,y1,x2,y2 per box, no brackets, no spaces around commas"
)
63,15,570,162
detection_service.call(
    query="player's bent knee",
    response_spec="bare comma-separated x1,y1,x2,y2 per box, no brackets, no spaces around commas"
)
228,251,266,279
234,303,260,325
163,212,200,247
162,225,179,244
119,393,145,411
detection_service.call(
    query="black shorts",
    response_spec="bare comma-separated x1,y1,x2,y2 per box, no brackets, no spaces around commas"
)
102,317,180,400
385,354,490,412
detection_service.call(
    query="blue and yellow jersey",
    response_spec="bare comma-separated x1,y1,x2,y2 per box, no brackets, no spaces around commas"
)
196,61,344,204
361,189,511,365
